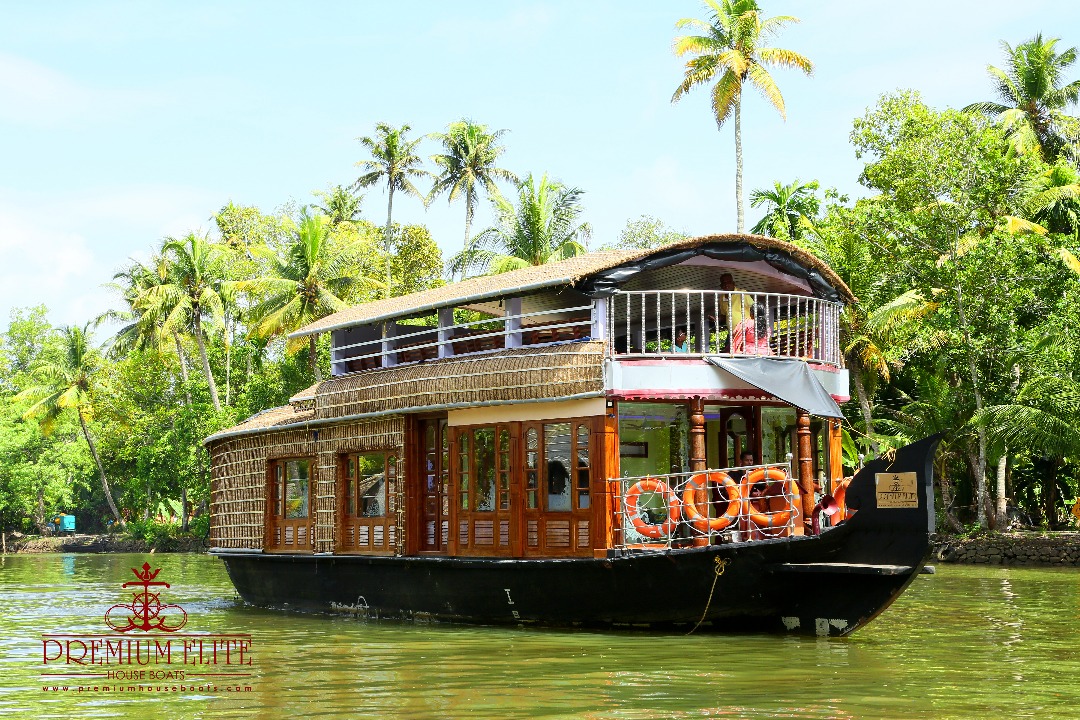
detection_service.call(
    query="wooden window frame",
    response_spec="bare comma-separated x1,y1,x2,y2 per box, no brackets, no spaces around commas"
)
336,451,396,555
265,457,315,553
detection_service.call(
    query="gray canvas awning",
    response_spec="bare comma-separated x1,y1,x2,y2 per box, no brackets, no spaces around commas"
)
704,356,845,419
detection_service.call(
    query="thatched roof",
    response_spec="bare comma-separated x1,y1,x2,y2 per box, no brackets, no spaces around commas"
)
289,234,854,338
205,342,605,443
211,404,315,437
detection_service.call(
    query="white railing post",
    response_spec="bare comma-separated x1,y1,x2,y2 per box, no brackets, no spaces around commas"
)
381,322,398,368
504,297,522,349
438,307,454,359
591,297,607,345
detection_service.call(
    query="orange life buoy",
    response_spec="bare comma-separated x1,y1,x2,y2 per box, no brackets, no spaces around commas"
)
626,478,680,539
741,467,796,529
682,471,742,532
831,477,853,521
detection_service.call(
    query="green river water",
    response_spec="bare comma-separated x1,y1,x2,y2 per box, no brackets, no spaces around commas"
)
0,552,1077,719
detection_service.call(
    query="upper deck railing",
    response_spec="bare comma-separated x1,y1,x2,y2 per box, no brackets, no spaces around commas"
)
331,303,596,375
329,289,843,375
607,290,843,368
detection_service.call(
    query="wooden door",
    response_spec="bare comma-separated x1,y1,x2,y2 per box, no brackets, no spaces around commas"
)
521,419,593,557
452,424,515,556
418,418,450,552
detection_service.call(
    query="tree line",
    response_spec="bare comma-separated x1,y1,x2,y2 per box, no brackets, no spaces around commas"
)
2,1,1079,539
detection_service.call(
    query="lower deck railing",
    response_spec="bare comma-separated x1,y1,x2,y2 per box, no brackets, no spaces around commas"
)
613,464,799,551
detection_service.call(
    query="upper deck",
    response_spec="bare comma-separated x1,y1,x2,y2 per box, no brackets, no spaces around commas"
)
286,235,852,411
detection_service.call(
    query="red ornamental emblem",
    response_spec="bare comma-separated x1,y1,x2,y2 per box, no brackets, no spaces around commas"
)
104,563,188,633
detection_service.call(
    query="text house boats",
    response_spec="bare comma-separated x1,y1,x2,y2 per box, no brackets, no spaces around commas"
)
206,234,939,636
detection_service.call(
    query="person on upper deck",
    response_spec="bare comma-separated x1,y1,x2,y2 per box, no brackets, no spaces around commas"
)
711,273,754,353
672,327,690,353
719,273,753,329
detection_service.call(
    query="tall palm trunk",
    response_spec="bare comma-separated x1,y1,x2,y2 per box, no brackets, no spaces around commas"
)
224,317,232,407
937,456,964,532
992,454,1007,530
193,313,221,411
461,197,474,281
734,92,744,233
384,186,395,299
1044,458,1061,529
172,330,192,406
79,410,123,527
956,281,988,527
996,363,1021,528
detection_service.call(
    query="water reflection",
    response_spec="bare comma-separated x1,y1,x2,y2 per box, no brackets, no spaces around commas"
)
1,554,1078,719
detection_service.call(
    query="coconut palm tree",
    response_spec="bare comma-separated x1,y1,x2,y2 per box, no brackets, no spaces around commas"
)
429,120,517,261
312,185,365,227
354,123,431,298
1026,161,1080,237
141,232,228,412
448,174,591,277
672,0,812,232
101,254,193,406
750,179,820,242
15,324,123,527
238,212,382,381
964,34,1080,163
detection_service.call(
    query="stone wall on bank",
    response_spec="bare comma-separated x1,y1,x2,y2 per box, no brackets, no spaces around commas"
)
4,534,208,554
932,531,1080,566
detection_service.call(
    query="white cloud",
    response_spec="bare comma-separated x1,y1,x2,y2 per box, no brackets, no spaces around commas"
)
0,184,222,329
0,208,102,327
0,52,168,128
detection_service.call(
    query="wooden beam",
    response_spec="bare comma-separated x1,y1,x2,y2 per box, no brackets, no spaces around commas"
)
596,408,622,557
796,410,816,529
689,398,706,472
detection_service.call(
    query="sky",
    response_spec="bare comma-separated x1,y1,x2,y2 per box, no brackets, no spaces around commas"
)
2,1,1079,328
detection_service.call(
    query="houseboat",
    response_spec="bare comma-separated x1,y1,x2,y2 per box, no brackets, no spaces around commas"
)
206,234,939,636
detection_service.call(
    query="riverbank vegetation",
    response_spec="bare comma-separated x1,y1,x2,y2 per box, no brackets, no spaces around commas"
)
1,4,1079,540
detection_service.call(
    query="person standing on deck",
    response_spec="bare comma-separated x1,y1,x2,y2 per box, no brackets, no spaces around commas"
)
716,273,754,353
733,450,766,541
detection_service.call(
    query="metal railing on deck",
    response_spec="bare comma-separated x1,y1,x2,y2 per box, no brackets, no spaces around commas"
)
607,290,842,367
331,303,595,374
613,464,798,551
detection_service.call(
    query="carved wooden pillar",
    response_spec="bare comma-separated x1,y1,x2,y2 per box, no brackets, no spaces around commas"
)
796,410,816,526
689,398,706,472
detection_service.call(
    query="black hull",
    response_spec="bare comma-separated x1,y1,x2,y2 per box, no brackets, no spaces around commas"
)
215,436,939,637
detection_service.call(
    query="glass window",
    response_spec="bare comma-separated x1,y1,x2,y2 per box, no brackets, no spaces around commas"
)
498,428,511,511
473,428,496,512
576,423,590,510
284,459,311,519
459,431,470,511
544,422,572,511
617,402,689,478
525,427,539,509
273,463,283,517
761,407,797,466
354,452,387,517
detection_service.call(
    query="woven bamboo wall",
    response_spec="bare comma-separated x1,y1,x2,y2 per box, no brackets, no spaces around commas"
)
313,341,605,421
210,417,404,551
